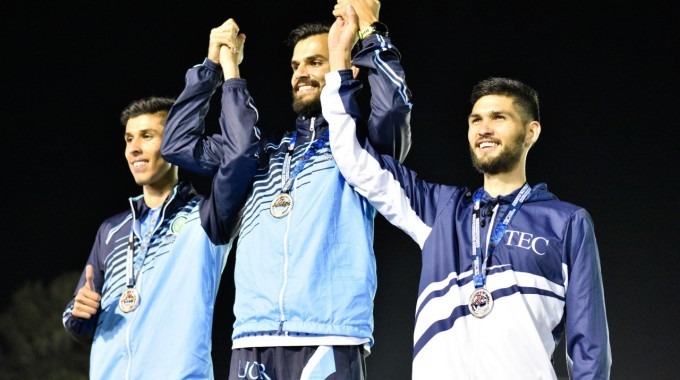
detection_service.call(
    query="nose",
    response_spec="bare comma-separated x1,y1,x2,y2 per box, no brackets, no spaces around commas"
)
127,137,142,154
294,63,309,80
476,120,493,135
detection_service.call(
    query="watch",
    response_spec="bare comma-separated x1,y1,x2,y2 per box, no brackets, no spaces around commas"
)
358,21,389,40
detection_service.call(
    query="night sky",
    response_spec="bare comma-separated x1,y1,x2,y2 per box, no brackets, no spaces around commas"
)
2,1,676,378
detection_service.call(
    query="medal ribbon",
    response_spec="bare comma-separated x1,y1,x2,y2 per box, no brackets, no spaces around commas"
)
279,129,329,193
124,231,135,288
471,183,531,288
124,207,162,288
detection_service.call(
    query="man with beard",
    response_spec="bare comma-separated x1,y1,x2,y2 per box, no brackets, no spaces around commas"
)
161,0,412,378
322,23,612,377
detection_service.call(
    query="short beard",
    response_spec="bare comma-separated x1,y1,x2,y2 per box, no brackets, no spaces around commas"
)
470,130,525,175
292,95,322,117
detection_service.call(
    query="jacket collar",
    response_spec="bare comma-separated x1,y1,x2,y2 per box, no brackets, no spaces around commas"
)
294,113,327,141
129,181,197,219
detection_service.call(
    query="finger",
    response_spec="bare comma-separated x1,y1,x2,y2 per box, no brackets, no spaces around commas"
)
72,298,98,319
346,3,358,21
237,34,246,51
85,264,95,290
333,3,345,18
73,284,101,319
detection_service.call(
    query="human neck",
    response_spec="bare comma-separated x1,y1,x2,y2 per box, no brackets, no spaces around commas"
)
482,172,526,198
142,180,177,209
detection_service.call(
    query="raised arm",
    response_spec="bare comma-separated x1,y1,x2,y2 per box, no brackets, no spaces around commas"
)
346,0,413,162
161,19,246,176
200,77,260,244
324,69,432,247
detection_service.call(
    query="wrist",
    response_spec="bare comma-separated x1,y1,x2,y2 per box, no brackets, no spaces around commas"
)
329,50,352,71
358,21,388,40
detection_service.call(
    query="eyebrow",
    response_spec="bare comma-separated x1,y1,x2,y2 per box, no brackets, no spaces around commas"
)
468,110,507,118
125,128,157,136
291,54,327,65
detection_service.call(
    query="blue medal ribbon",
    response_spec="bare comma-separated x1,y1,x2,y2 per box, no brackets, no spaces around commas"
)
280,130,329,193
471,183,531,288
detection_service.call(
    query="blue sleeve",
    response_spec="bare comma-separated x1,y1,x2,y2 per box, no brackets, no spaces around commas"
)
564,209,612,379
352,34,413,163
161,59,227,176
62,225,108,343
200,78,260,243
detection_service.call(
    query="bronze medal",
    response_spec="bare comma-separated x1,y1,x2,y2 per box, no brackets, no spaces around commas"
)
468,287,493,318
119,287,140,313
270,193,293,218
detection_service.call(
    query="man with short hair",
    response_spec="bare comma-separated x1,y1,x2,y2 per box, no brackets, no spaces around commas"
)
321,11,612,376
161,0,413,377
63,96,257,379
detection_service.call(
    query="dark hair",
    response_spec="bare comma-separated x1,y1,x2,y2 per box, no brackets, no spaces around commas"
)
470,77,540,123
285,22,331,47
120,96,175,126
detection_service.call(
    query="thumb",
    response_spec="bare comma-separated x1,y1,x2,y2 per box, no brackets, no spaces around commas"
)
85,264,95,291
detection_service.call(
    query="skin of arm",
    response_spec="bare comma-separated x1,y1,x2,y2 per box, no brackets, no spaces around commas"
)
329,3,359,72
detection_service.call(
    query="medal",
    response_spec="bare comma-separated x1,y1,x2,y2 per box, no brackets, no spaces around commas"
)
270,192,293,218
119,287,140,313
271,130,328,219
468,287,493,318
468,184,531,319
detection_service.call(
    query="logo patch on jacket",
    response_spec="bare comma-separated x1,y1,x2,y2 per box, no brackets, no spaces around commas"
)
170,215,187,234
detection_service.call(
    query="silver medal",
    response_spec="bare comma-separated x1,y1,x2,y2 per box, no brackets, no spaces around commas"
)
119,287,140,313
270,193,293,218
468,287,493,318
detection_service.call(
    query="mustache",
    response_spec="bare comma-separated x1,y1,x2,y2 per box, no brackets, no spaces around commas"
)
295,79,321,90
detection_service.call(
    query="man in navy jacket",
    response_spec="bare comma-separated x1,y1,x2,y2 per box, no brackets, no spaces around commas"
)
322,5,611,378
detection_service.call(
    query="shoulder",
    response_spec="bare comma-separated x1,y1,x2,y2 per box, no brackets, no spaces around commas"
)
99,209,132,229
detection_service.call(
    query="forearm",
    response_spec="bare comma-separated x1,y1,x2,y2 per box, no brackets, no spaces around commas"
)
323,70,430,247
62,301,96,344
353,34,413,162
201,78,260,243
161,60,226,175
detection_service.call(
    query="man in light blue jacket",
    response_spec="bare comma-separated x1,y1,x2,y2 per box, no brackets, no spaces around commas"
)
160,0,413,378
63,96,258,379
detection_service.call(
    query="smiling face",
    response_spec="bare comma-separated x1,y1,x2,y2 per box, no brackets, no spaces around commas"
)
124,113,176,190
467,94,533,175
290,33,331,116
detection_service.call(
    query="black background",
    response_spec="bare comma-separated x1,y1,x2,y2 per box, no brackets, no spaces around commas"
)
2,1,677,378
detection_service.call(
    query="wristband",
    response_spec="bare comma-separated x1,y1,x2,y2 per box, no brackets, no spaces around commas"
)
358,21,389,40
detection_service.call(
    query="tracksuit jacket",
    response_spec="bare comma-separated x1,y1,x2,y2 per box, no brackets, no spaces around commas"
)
62,108,258,377
160,33,412,349
322,70,612,379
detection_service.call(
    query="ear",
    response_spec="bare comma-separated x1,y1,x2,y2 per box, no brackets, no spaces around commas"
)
351,65,360,79
525,121,541,147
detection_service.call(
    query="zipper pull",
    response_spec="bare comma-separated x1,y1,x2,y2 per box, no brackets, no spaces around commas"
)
309,117,316,142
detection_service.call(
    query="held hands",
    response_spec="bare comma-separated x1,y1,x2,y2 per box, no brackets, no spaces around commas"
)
337,0,380,30
329,2,359,71
208,18,246,79
72,264,101,320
